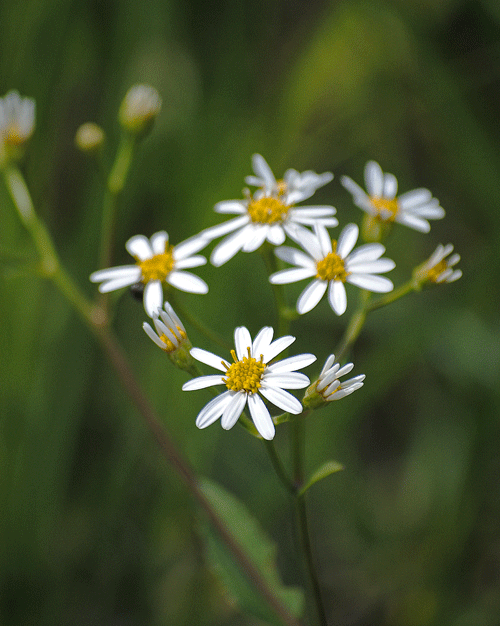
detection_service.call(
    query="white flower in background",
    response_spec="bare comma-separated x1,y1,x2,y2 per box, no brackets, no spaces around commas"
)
143,302,189,353
119,84,162,135
245,153,334,202
415,243,462,285
202,154,337,267
182,326,316,440
0,90,36,146
269,223,395,316
316,355,365,400
90,231,208,317
341,161,445,233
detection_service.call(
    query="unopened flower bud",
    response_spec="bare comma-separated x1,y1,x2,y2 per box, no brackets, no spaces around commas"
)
143,302,194,372
0,90,36,165
303,355,365,410
75,122,105,154
119,84,161,137
413,243,462,289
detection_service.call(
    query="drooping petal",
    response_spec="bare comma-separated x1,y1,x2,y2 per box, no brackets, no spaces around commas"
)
296,279,327,314
328,281,347,316
221,392,247,430
195,392,233,428
247,394,275,440
143,280,164,317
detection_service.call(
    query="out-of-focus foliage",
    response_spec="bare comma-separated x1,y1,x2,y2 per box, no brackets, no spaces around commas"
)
1,0,499,624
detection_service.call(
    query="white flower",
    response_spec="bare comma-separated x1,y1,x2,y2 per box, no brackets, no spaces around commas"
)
90,231,208,317
0,90,36,146
341,161,445,233
202,154,337,267
316,355,365,401
269,223,395,316
416,243,462,285
245,153,334,202
182,326,316,440
143,302,188,352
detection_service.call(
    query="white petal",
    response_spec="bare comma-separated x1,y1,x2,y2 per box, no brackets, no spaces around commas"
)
262,372,310,388
262,335,296,362
383,173,398,199
150,231,169,254
274,246,315,269
328,281,347,316
167,271,208,294
290,207,337,219
195,392,233,428
190,347,228,372
395,213,431,232
287,225,324,260
296,279,327,314
174,233,210,259
143,322,166,350
346,259,395,273
398,188,432,208
221,392,247,430
89,265,139,282
202,215,249,240
410,203,445,219
345,243,385,264
234,326,252,360
251,153,276,188
316,223,333,257
210,224,254,267
259,386,303,415
336,363,355,377
292,216,338,228
214,200,247,214
267,353,317,373
97,274,139,293
174,255,207,270
347,273,394,292
182,374,226,390
320,355,337,376
252,327,274,357
242,225,268,252
340,175,369,201
266,225,286,246
126,235,153,260
247,394,275,440
143,281,163,317
337,223,359,258
269,267,316,285
365,161,384,197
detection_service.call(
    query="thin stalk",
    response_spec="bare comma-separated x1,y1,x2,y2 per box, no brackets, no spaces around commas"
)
2,166,304,626
260,242,291,337
264,440,295,494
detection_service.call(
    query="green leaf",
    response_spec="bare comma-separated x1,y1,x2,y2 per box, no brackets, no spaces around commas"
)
199,478,304,625
298,461,344,497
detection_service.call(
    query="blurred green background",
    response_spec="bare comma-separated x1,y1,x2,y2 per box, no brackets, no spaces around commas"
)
1,0,499,624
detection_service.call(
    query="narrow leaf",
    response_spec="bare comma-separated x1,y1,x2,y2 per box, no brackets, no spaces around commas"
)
298,461,344,497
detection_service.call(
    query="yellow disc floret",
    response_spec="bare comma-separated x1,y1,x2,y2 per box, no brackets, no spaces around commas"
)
316,241,349,282
370,196,399,222
247,195,290,225
223,347,266,393
159,326,187,353
137,243,175,283
426,260,448,283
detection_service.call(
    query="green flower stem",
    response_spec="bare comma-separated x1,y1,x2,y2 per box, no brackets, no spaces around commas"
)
3,167,303,626
334,307,367,363
99,133,136,271
366,279,416,312
264,439,295,494
260,242,292,337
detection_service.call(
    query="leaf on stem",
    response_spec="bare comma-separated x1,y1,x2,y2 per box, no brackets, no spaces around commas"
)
200,478,304,624
298,460,344,497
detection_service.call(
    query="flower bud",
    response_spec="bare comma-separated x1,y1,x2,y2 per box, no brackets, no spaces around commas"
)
118,84,161,138
412,244,462,289
0,90,36,165
75,122,105,154
143,302,194,372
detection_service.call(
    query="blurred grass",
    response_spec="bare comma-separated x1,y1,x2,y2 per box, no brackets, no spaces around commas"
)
1,0,500,624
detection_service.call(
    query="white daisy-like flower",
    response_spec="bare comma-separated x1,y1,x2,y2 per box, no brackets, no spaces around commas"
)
269,223,395,316
0,90,36,146
245,153,334,202
415,243,462,285
143,301,189,352
341,161,445,233
316,355,365,401
90,231,208,317
182,326,316,440
202,154,337,267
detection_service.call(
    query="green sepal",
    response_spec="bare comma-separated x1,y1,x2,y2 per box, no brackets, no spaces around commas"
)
199,478,304,624
298,460,344,497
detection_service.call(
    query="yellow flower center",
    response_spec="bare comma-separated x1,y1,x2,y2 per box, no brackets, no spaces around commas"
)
276,179,287,196
427,260,448,283
4,123,26,146
316,241,349,282
223,347,266,393
247,196,290,225
137,243,175,283
370,196,399,222
159,326,187,353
